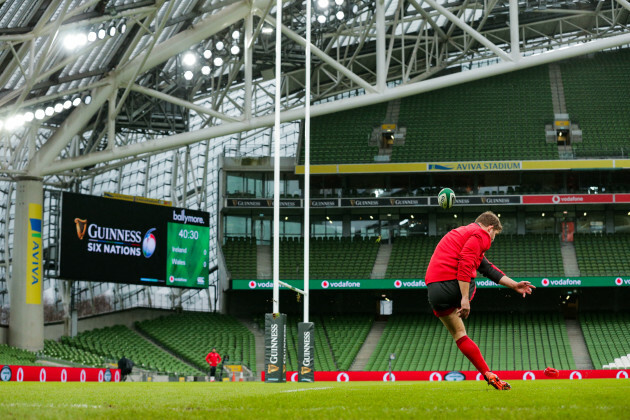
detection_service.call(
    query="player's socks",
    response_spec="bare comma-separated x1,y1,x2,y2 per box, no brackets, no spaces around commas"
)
455,335,490,375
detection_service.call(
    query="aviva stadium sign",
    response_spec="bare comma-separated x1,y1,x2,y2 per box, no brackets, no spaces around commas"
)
232,277,630,290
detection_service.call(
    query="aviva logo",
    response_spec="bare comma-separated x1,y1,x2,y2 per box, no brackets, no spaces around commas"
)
428,163,456,171
27,204,42,304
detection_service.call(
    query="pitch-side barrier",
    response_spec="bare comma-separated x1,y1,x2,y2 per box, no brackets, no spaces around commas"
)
262,369,630,382
1,365,120,382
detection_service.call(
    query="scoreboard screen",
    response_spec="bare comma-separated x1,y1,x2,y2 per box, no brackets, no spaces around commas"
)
59,192,210,288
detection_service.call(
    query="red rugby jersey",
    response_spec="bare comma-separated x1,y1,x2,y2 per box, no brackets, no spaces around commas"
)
425,222,503,284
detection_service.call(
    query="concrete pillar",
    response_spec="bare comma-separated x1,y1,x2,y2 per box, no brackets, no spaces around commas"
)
9,177,44,351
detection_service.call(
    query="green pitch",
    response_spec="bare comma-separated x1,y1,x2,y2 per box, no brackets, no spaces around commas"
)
1,380,628,419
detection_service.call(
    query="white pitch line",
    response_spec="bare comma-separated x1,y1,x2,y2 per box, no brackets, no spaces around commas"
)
0,402,103,409
280,387,332,393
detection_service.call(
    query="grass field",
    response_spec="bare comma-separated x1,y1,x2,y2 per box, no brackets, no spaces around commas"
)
1,380,629,419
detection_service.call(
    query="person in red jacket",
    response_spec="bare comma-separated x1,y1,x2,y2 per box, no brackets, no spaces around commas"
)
425,211,535,390
205,348,222,382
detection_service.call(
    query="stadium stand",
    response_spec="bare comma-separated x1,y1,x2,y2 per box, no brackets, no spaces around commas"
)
298,103,387,164
300,68,557,165
320,315,373,371
394,66,556,162
136,312,256,375
579,312,630,369
484,234,565,277
365,312,575,371
43,339,104,367
386,236,441,279
573,233,630,276
561,49,630,158
63,325,204,376
276,237,379,280
0,344,37,365
223,237,258,279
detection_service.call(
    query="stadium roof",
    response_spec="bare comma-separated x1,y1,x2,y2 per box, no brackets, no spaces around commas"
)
0,0,629,180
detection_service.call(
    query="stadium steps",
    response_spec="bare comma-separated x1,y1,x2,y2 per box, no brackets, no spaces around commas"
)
131,324,202,373
564,319,594,369
548,64,567,114
237,317,265,376
385,98,401,123
257,245,272,279
560,242,581,277
350,320,387,371
370,244,391,279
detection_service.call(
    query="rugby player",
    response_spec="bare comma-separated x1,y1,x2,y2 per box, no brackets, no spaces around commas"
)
425,211,535,390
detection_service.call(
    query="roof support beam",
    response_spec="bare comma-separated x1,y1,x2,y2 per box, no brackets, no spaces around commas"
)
39,31,630,176
616,0,630,12
130,84,239,123
262,14,377,94
422,0,513,62
27,0,251,177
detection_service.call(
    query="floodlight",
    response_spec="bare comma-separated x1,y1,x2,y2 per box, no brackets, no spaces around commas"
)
24,111,34,122
335,0,343,4
54,103,64,113
230,45,240,55
182,52,197,67
336,11,344,19
45,106,54,116
213,57,223,66
317,0,329,9
72,97,82,107
35,109,45,120
63,100,72,109
203,49,212,59
215,41,224,51
63,34,77,50
117,20,127,34
98,28,106,39
108,25,116,37
183,71,194,80
201,65,211,75
317,15,326,23
83,94,92,105
232,30,240,40
87,31,97,42
76,33,87,47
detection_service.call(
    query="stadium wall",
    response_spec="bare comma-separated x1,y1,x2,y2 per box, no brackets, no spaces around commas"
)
43,307,174,341
0,325,6,344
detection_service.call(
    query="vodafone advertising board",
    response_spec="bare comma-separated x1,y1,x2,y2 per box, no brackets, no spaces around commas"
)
262,370,630,382
522,194,613,204
0,365,120,382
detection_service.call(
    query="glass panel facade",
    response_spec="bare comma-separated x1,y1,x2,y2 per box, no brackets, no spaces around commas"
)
525,212,555,234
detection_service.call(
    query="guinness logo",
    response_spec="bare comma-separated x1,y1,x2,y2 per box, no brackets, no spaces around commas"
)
267,364,279,374
74,218,87,240
300,366,312,375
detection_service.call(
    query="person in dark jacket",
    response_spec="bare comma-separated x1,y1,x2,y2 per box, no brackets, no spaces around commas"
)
425,211,535,390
